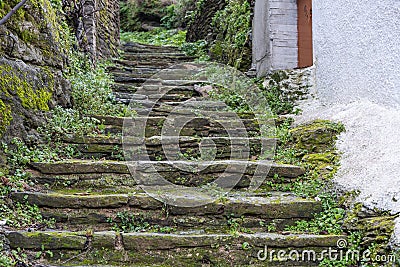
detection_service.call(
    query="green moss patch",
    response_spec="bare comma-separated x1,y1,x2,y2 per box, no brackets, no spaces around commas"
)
0,63,53,111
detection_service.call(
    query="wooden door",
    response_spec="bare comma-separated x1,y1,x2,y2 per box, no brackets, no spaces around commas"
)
297,0,313,68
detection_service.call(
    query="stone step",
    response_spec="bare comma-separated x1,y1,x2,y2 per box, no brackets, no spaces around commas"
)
62,135,276,161
122,53,195,62
114,59,189,69
110,67,201,81
114,92,195,103
118,97,209,107
28,160,304,189
93,115,266,137
11,191,321,218
112,83,198,98
5,230,345,266
122,42,180,53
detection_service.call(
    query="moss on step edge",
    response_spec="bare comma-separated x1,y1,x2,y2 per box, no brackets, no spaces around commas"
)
290,119,345,153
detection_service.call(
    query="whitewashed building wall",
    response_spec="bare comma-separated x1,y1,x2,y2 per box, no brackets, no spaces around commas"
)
313,0,400,107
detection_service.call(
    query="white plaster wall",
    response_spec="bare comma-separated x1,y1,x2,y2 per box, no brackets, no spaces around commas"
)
312,0,400,108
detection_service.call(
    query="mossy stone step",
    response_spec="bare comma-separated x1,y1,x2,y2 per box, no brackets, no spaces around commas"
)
11,191,322,220
114,92,195,103
93,115,265,137
114,59,192,69
63,135,275,161
122,53,195,61
5,230,345,266
29,160,304,184
112,83,198,97
41,208,305,233
122,42,180,53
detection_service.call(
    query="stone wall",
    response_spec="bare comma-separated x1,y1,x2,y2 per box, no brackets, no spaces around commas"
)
79,0,120,59
0,0,72,171
186,0,227,42
97,0,120,58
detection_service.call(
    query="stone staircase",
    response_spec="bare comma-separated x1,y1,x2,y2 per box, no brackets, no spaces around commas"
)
4,42,345,266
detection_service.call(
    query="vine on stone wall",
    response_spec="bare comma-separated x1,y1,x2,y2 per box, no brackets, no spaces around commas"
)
210,0,251,70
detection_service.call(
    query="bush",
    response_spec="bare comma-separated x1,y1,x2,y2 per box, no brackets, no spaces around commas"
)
209,0,252,70
67,53,135,117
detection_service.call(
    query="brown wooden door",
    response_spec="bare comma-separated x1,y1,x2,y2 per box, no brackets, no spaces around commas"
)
297,0,313,68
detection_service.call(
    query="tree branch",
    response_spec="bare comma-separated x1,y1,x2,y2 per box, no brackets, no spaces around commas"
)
0,0,29,26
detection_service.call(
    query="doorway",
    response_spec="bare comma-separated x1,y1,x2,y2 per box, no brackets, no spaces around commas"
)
297,0,313,68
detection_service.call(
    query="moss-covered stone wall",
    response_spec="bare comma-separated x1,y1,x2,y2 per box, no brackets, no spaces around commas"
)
0,0,72,170
96,0,120,58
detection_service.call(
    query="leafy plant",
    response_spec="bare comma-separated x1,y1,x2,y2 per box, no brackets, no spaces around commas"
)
285,194,345,235
161,0,197,29
0,200,55,229
108,211,176,233
210,0,251,70
0,247,29,267
121,28,187,46
39,106,102,141
67,53,135,117
108,211,150,232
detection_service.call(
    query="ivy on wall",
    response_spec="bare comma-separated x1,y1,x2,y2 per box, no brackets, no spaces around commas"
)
205,0,251,71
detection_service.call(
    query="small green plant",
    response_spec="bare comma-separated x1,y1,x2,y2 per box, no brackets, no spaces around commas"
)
108,211,150,232
35,244,54,259
108,211,176,233
259,221,277,232
0,247,29,267
226,215,242,236
39,106,102,141
210,0,251,70
67,54,135,117
0,200,55,229
285,194,345,235
208,86,251,113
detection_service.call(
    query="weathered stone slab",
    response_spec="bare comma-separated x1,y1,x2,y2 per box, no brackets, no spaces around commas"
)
6,231,86,250
11,192,129,208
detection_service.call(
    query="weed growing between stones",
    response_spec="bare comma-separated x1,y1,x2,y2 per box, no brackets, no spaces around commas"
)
107,211,176,234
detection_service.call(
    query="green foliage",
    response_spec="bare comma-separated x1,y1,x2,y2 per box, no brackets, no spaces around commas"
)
263,84,296,115
121,28,209,60
160,4,176,29
161,0,197,29
108,211,176,233
67,53,135,117
0,200,55,229
0,247,29,267
208,86,250,113
108,211,150,232
39,106,102,141
285,194,345,235
120,0,169,32
121,28,187,46
181,39,209,60
210,0,251,70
